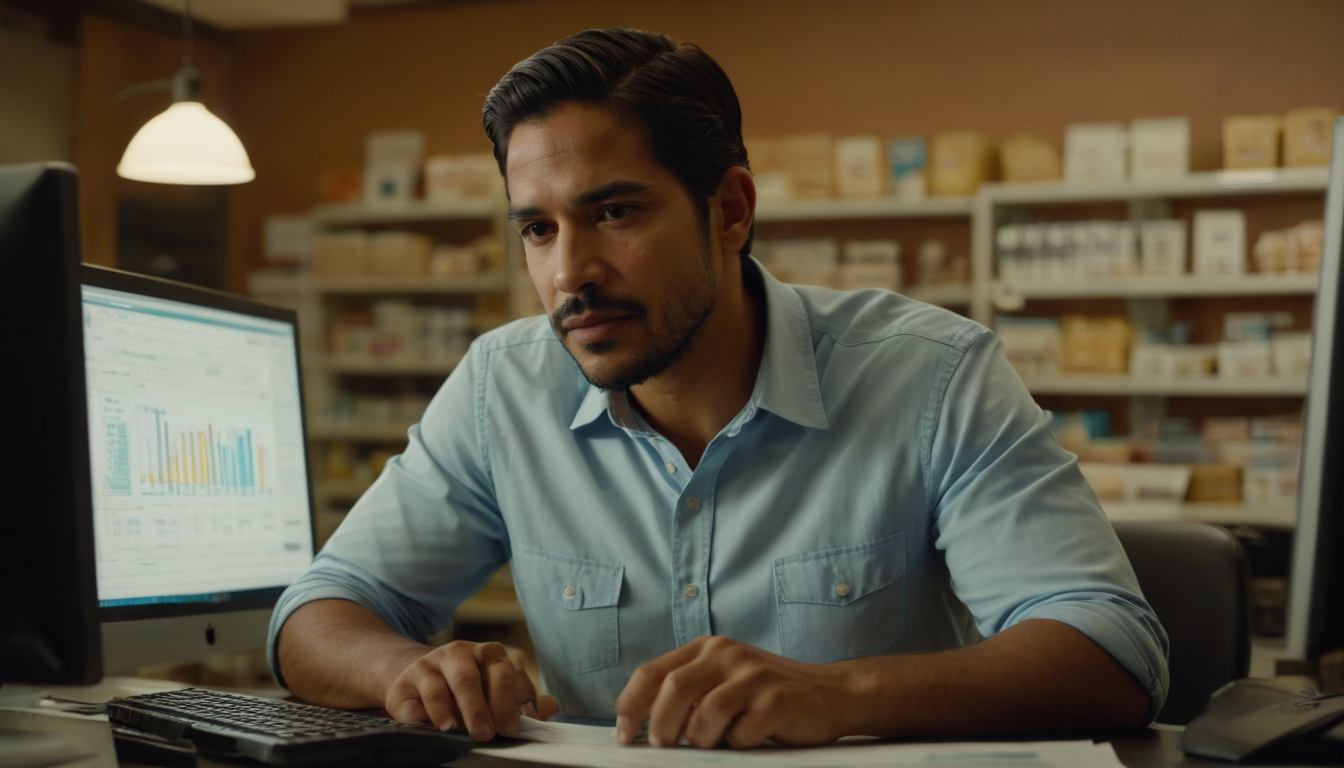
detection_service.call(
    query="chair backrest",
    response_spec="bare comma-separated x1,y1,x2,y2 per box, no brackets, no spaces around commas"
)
1111,521,1251,725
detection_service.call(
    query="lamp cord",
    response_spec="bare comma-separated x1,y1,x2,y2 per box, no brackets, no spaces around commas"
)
182,0,195,62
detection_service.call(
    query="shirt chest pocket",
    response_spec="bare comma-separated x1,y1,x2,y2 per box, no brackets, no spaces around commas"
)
773,533,906,665
511,545,623,674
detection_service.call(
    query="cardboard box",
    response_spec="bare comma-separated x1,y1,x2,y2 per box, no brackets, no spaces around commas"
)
745,136,791,203
1283,107,1338,167
1064,122,1128,183
424,153,503,203
1187,464,1243,503
1061,314,1132,374
929,131,994,195
834,136,887,198
367,232,432,276
1289,220,1324,272
311,232,368,276
1001,133,1061,182
779,134,835,200
363,131,424,205
1222,115,1282,169
1139,219,1186,276
885,137,927,199
1271,333,1313,377
1131,117,1190,180
1193,209,1247,276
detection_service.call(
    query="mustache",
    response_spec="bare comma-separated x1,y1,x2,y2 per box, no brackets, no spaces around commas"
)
551,290,648,330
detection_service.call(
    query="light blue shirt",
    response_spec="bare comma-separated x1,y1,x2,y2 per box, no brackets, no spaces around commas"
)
269,260,1169,720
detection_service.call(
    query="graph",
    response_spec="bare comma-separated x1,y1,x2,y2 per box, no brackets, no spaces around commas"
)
99,395,132,496
137,406,270,496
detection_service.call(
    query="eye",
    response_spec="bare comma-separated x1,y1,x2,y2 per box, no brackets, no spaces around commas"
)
521,222,553,240
601,204,633,221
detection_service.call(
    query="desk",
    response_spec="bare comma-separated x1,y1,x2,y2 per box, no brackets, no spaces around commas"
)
114,727,1323,768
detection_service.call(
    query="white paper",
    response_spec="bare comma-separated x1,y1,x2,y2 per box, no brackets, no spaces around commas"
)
470,719,1129,768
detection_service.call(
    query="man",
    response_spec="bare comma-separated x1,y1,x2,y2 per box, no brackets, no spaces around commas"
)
270,28,1168,749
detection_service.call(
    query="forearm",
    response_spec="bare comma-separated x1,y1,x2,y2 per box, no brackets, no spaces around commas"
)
836,618,1150,737
276,599,430,709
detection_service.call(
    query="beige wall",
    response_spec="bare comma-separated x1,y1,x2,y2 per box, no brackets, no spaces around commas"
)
75,0,1344,288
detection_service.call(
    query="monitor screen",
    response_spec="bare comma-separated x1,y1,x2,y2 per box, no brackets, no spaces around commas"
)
81,269,314,629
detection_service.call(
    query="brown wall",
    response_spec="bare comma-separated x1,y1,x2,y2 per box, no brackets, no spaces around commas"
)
76,0,1344,288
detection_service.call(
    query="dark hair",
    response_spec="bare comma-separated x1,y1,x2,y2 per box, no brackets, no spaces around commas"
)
483,28,752,258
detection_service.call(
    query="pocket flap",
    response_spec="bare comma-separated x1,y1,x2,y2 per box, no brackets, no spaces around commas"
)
774,533,905,606
512,545,623,610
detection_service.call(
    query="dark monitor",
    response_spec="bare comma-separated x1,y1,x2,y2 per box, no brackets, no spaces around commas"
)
0,163,101,686
1287,116,1344,670
80,265,318,673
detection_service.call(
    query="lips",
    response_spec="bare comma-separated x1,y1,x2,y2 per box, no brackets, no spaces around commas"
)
562,313,633,345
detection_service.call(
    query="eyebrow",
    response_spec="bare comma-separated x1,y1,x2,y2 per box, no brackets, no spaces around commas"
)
507,180,652,222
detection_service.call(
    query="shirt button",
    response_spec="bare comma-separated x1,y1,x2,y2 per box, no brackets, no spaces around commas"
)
835,582,851,597
684,584,698,598
686,496,700,511
665,461,676,475
563,585,575,597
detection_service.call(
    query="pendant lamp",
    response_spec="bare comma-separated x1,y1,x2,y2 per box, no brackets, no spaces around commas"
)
116,2,254,185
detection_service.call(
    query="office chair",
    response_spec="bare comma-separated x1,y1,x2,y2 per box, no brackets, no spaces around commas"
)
1111,521,1251,726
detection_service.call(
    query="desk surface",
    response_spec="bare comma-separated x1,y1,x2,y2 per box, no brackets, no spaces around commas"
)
115,727,1323,768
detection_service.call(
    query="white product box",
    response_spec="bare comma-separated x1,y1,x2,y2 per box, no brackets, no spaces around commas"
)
1271,333,1313,377
424,154,503,203
996,318,1061,378
1163,345,1219,378
1130,117,1190,180
837,263,901,291
1139,220,1187,277
835,136,887,198
886,137,927,200
1116,222,1139,276
843,239,901,263
264,216,315,263
1218,340,1273,378
364,131,425,206
1193,210,1247,276
771,238,839,287
1243,463,1297,505
1064,122,1129,183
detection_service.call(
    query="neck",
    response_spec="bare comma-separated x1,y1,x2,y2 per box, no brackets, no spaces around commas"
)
628,259,765,469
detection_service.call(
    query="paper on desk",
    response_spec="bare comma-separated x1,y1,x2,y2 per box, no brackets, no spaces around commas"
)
473,718,1128,768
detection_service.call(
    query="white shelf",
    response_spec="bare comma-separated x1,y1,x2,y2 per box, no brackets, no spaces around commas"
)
309,354,462,375
980,167,1328,205
995,273,1319,301
308,272,509,295
903,283,972,306
1104,501,1297,529
1019,374,1309,397
754,195,973,221
307,420,415,442
311,199,502,225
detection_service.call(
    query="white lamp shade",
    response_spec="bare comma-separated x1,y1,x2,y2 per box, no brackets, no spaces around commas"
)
117,102,255,185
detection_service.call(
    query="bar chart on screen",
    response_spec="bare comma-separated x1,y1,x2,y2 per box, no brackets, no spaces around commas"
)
81,284,312,604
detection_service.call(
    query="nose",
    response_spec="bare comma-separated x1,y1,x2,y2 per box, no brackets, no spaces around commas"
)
552,227,606,298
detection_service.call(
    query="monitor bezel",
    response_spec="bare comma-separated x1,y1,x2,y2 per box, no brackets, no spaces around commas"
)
80,264,317,625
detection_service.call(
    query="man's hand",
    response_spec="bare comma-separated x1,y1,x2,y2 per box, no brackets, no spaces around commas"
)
385,640,559,741
613,636,851,749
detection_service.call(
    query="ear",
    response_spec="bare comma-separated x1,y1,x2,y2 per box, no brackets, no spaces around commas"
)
715,166,756,262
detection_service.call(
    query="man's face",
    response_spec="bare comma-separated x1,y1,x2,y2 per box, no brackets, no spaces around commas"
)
506,103,720,390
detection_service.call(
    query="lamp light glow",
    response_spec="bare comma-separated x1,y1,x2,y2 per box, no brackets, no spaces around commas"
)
117,101,255,185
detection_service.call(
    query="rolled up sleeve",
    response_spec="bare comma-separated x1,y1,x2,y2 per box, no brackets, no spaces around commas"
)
926,330,1170,721
267,344,508,688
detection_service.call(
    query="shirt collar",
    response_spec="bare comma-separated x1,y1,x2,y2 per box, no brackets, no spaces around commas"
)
568,257,829,432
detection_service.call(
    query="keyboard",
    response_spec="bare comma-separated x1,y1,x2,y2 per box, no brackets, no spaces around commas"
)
105,687,474,766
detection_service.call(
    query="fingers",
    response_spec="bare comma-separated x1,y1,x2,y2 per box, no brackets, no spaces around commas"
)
537,695,560,721
384,641,539,742
646,663,725,747
477,643,538,737
613,641,705,744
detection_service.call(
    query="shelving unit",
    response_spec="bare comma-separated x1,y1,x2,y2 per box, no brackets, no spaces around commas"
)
970,167,1328,529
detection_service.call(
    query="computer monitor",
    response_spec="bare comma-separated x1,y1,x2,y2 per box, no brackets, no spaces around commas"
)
1286,116,1344,671
0,163,102,687
80,265,317,674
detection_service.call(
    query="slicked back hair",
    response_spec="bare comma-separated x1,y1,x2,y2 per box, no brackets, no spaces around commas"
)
483,28,753,259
